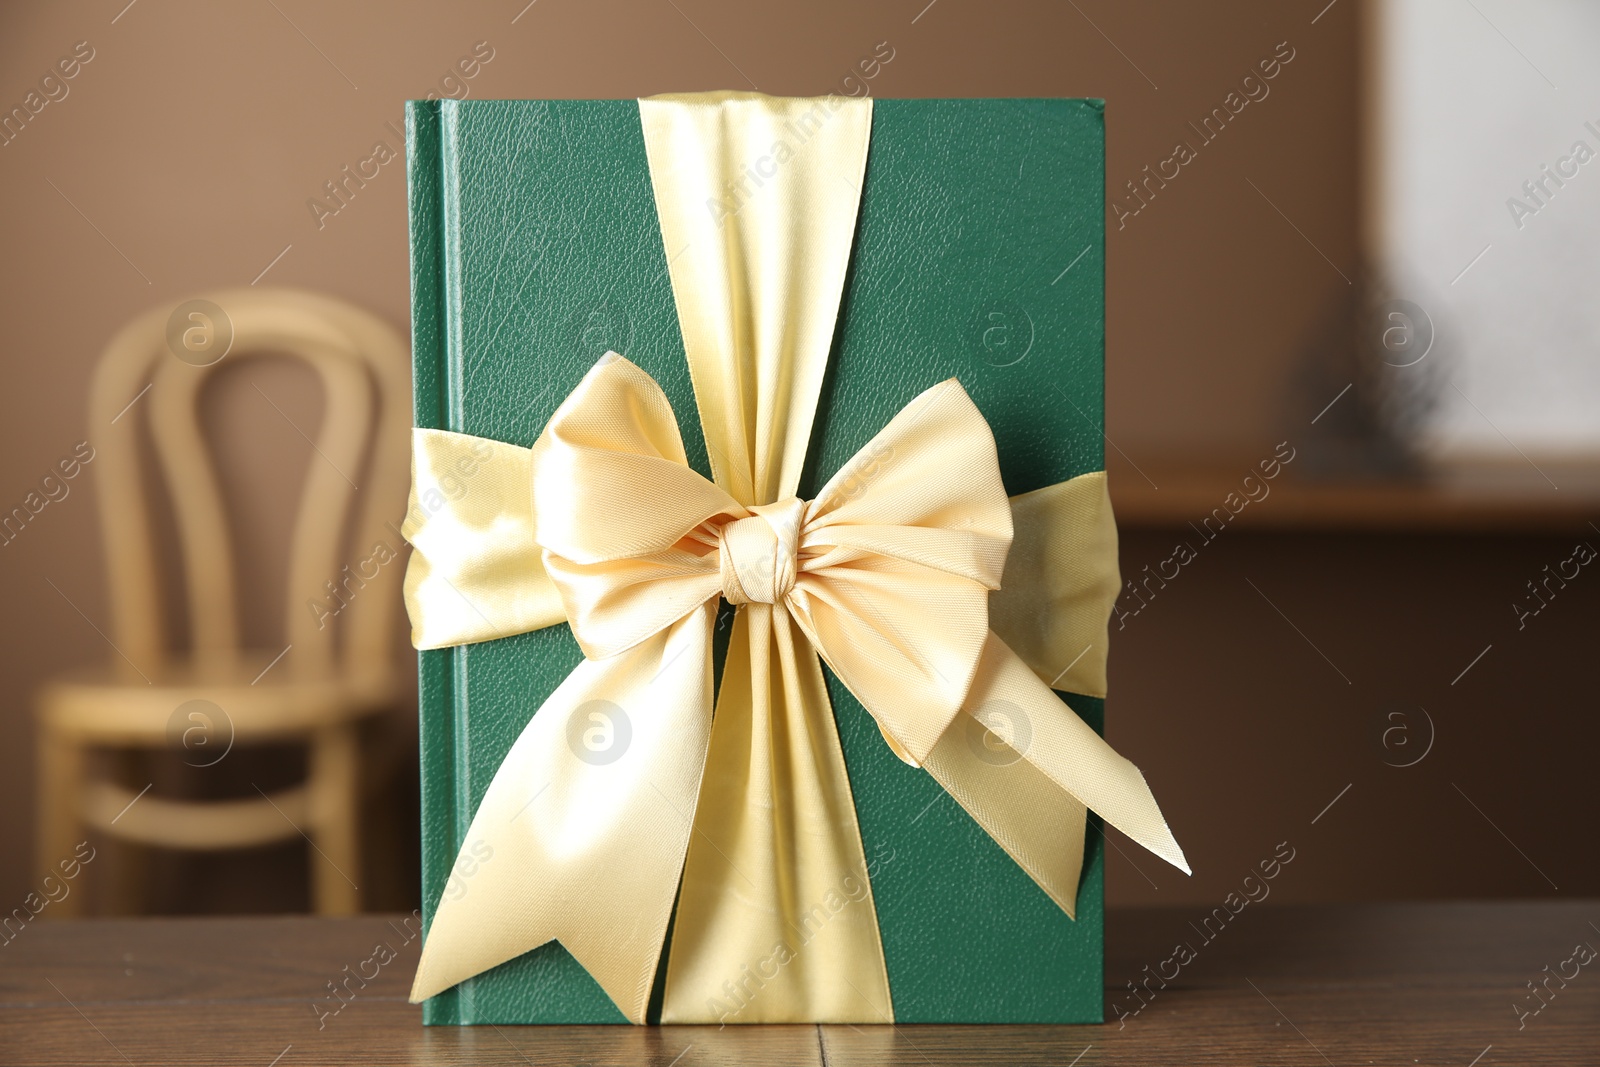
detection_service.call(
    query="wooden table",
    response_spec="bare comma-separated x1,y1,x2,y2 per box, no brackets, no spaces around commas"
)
2,903,1596,1065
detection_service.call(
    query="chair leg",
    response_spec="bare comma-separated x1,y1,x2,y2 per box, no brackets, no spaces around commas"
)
308,724,361,915
36,725,87,919
102,750,149,916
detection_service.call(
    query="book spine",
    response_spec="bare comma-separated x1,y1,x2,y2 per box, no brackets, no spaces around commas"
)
404,98,462,1026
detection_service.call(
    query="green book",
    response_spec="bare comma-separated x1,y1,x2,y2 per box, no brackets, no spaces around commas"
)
407,96,1108,1024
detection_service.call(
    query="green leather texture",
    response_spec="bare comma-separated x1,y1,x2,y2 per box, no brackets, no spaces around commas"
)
407,96,1107,1024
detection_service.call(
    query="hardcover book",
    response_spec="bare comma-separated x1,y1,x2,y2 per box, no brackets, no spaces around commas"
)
407,95,1111,1024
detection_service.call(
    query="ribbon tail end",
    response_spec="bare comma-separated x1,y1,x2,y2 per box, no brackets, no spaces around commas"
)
1163,840,1193,877
408,944,459,1005
1120,777,1191,877
1137,775,1191,876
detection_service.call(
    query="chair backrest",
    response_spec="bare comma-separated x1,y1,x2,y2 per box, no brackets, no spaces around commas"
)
87,288,411,683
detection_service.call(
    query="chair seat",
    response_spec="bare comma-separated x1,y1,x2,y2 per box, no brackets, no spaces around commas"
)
79,779,315,850
38,652,399,745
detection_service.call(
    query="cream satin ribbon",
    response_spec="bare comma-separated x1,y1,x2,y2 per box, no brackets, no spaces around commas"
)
404,91,1187,1025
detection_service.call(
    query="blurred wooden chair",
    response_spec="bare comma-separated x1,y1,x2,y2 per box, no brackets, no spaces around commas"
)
34,288,410,916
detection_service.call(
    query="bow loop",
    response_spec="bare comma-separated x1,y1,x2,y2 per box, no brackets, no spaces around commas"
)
789,379,1015,765
807,379,1014,591
531,355,738,661
532,354,744,565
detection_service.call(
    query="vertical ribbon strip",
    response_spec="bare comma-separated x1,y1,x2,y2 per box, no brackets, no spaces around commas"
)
638,92,891,1023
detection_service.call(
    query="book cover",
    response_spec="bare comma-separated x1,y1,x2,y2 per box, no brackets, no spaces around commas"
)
407,96,1108,1024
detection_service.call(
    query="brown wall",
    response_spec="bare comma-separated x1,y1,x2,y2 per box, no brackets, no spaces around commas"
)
0,1,1588,915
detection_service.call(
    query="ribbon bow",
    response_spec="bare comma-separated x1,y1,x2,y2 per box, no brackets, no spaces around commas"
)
538,353,1013,766
404,91,1187,1025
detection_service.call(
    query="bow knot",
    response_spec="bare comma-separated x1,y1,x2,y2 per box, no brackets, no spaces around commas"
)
718,497,804,606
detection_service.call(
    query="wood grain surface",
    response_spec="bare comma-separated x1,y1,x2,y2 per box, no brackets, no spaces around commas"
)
2,903,1597,1065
